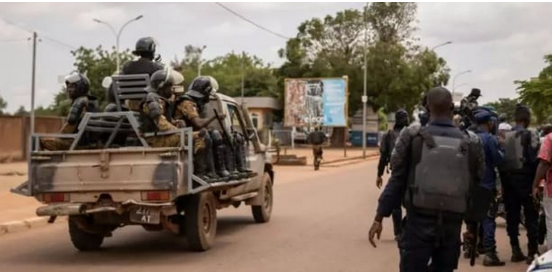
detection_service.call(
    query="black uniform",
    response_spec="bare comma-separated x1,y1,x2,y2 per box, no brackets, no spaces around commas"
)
376,118,485,271
120,57,163,76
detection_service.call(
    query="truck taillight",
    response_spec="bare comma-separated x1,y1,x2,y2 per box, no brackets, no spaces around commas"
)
141,191,170,201
42,193,68,203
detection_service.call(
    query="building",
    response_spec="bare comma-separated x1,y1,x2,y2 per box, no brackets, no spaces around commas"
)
233,97,283,142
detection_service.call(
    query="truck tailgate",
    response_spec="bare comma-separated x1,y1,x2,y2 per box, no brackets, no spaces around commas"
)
29,148,189,193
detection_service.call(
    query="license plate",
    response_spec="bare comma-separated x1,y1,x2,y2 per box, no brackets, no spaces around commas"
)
129,207,160,224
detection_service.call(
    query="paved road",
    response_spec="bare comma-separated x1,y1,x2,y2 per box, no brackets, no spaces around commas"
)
0,160,532,271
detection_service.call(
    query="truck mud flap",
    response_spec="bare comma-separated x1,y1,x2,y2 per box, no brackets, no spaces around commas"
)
10,181,31,196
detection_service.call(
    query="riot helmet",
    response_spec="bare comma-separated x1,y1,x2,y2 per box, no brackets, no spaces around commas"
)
146,67,184,99
132,37,157,58
395,108,409,127
65,72,90,99
186,75,219,99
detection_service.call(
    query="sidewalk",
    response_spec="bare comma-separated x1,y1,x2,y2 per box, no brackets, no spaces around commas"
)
276,147,379,165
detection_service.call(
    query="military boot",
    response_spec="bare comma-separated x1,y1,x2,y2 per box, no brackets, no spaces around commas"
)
234,142,255,178
204,146,219,182
214,145,230,180
193,150,212,183
225,146,240,180
511,245,526,262
483,247,505,267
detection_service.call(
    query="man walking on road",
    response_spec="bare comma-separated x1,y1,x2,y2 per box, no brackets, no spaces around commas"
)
376,108,409,242
368,87,485,272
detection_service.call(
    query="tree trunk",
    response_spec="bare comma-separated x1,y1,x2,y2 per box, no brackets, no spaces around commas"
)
330,127,346,148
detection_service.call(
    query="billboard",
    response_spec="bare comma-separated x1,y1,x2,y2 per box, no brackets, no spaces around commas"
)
284,77,348,127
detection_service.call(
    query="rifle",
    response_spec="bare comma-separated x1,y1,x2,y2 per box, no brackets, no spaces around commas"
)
213,109,234,148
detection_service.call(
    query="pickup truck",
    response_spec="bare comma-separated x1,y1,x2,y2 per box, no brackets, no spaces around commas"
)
11,74,274,252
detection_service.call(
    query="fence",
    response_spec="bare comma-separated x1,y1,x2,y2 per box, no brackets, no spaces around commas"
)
0,115,64,162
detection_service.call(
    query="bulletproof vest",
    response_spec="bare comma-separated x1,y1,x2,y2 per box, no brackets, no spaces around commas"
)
406,127,472,214
500,129,538,172
138,93,171,133
121,58,163,76
387,129,401,157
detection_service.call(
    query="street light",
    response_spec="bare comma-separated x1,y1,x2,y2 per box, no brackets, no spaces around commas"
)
197,45,207,76
431,41,453,51
452,70,472,93
455,82,468,90
362,2,370,159
93,15,144,72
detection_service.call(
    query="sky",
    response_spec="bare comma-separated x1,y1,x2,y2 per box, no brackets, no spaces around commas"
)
0,2,552,113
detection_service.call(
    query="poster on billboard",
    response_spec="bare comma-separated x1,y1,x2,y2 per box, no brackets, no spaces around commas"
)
284,77,348,127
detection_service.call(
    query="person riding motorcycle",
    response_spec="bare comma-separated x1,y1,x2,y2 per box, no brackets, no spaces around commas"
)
40,72,98,150
308,127,327,163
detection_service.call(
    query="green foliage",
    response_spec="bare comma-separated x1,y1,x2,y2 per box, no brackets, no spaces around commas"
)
174,46,279,98
485,98,520,123
515,54,552,125
14,106,29,116
378,108,389,131
277,4,449,118
70,46,134,106
0,96,7,115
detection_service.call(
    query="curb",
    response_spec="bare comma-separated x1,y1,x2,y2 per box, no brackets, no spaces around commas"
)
321,153,380,166
322,154,379,168
0,216,66,236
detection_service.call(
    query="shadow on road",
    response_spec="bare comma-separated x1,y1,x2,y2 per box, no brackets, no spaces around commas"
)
3,216,257,271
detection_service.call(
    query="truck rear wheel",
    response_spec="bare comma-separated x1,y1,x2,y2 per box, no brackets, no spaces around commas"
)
252,173,273,223
68,217,104,251
184,192,217,252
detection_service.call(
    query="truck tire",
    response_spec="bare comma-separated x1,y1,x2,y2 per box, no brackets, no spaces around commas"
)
185,192,217,252
68,217,104,251
252,173,273,223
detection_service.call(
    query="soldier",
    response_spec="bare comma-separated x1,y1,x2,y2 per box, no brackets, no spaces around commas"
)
173,76,230,181
138,68,184,148
368,87,486,272
501,104,540,264
473,109,506,266
40,72,98,151
376,108,409,243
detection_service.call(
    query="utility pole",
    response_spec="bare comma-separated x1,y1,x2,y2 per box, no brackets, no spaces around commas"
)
241,51,245,105
362,2,369,159
197,45,207,76
30,31,37,135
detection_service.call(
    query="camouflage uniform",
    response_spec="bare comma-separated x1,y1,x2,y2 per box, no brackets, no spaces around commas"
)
174,99,207,153
140,94,181,148
40,96,92,151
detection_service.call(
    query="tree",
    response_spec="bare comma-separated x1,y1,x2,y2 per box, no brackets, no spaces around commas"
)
174,47,279,98
485,98,519,123
71,46,134,106
276,4,450,145
515,54,552,125
0,96,6,115
14,106,29,116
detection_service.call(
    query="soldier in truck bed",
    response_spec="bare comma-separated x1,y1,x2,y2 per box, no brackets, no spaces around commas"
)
105,37,164,113
138,68,184,148
40,72,99,151
173,75,229,182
